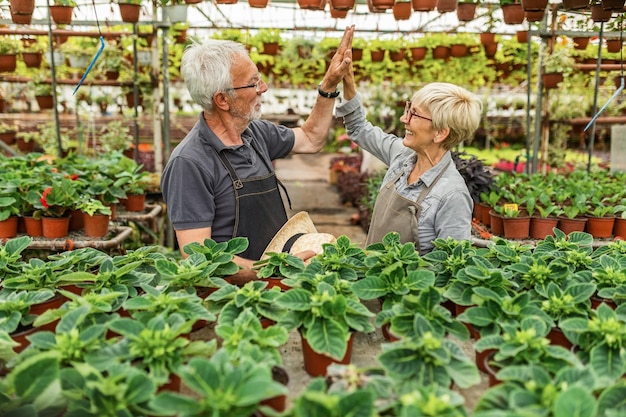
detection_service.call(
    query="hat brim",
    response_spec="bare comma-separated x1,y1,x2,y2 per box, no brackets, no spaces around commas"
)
261,211,318,259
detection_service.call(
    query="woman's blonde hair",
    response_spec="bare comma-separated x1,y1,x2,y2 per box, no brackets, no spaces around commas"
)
412,83,483,150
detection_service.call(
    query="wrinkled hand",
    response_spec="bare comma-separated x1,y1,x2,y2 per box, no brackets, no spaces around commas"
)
320,25,355,90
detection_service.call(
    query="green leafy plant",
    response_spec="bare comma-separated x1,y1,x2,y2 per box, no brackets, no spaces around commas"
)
378,314,480,390
102,313,216,385
149,349,286,417
560,303,626,384
275,271,374,360
474,316,581,375
205,280,286,325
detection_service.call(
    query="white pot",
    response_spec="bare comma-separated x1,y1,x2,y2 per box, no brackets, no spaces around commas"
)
162,4,187,22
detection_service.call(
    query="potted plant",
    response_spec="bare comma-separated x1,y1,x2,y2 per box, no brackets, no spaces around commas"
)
149,348,287,416
560,303,626,384
34,176,81,238
75,196,112,238
474,316,582,386
275,270,375,376
0,37,20,72
50,0,77,24
116,0,143,23
377,314,480,390
101,312,217,389
113,157,150,212
205,280,287,326
542,46,576,89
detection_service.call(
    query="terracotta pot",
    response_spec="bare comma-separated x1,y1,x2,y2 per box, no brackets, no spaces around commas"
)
547,327,573,349
435,0,457,13
606,39,622,53
480,32,496,45
118,3,141,23
261,42,279,56
482,351,502,387
529,216,558,240
260,366,289,413
525,10,545,21
474,346,496,374
0,216,18,239
585,216,616,239
411,0,436,10
432,45,450,60
392,1,412,20
83,214,110,238
9,0,34,24
0,131,16,146
562,0,589,8
23,216,43,237
10,325,39,353
330,0,355,9
68,209,84,232
261,277,291,291
21,51,42,68
49,5,74,25
0,54,17,72
456,2,477,21
409,46,427,61
300,331,354,377
572,36,590,50
454,304,479,339
501,3,525,24
516,30,529,43
381,323,400,342
557,216,588,235
613,218,626,238
483,43,498,58
542,72,564,89
41,216,70,239
521,0,548,10
370,49,385,62
591,4,613,22
449,44,468,57
158,374,181,393
35,95,54,110
601,0,625,11
590,295,617,310
489,210,504,237
124,194,145,212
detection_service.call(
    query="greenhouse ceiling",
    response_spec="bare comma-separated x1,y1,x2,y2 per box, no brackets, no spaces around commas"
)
2,0,581,40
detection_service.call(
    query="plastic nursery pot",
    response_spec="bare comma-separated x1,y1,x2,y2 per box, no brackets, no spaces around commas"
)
300,331,354,377
83,214,110,238
41,216,70,239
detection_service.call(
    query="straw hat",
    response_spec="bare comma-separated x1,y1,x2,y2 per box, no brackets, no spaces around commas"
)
261,211,336,259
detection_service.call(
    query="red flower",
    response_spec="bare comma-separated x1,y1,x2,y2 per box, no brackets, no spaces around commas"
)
40,187,52,209
71,174,78,181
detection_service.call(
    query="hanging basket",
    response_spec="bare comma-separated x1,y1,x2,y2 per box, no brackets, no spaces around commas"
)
49,5,74,25
606,38,622,53
0,54,17,72
562,0,589,9
9,0,35,24
525,9,545,21
118,3,141,23
22,52,42,68
591,4,613,22
601,0,625,11
162,4,188,22
392,1,412,19
330,0,355,10
521,0,547,11
572,36,590,50
542,72,563,89
501,3,525,24
456,2,477,21
436,0,458,13
411,0,436,10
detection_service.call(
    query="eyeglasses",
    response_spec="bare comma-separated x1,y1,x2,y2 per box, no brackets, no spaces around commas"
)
404,101,432,123
225,75,264,93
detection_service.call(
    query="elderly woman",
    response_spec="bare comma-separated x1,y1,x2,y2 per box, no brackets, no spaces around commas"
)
336,71,482,255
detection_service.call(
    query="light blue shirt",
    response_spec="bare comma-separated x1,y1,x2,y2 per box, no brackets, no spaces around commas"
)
335,92,473,253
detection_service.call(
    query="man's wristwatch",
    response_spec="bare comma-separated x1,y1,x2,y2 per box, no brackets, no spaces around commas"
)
317,83,340,99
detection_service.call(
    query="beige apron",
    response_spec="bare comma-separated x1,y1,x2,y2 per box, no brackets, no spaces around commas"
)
366,161,450,252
